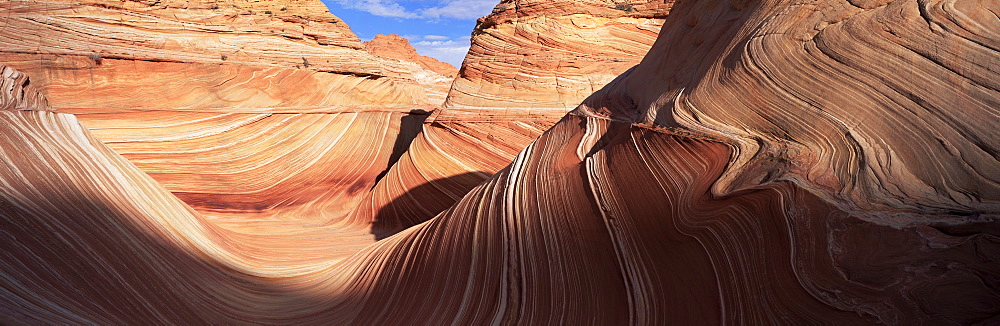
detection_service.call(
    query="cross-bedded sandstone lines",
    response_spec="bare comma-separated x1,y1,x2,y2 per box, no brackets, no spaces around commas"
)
359,0,679,227
0,0,443,110
1,0,998,323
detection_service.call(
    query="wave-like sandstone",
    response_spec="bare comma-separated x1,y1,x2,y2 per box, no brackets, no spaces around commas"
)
352,0,677,229
0,0,450,229
0,0,675,239
0,0,439,109
576,0,999,225
1,66,51,111
444,0,672,110
2,0,999,323
365,34,459,105
4,100,996,324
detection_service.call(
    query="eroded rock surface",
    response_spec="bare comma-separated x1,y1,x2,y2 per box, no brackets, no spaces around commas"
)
1,0,998,323
0,0,440,109
0,0,442,230
365,34,459,105
444,0,672,110
365,34,459,77
1,65,51,111
353,0,676,233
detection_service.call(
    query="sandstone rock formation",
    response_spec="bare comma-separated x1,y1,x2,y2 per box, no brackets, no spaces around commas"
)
1,66,51,111
0,0,438,110
0,0,674,238
578,0,1000,225
352,0,676,231
365,34,459,105
0,0,446,231
365,34,459,77
444,0,672,110
2,0,999,323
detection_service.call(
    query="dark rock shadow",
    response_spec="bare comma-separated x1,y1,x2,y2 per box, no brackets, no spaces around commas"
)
0,192,315,323
370,172,489,240
372,110,431,187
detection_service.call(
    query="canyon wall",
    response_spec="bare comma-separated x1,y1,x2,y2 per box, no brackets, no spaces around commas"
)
0,0,675,236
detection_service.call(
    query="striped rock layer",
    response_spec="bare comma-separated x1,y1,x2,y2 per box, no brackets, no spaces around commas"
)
444,0,673,111
0,0,440,109
0,0,446,233
364,34,459,105
1,66,51,111
2,0,1000,324
351,0,676,231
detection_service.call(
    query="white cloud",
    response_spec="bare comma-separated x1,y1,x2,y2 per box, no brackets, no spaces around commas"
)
423,35,450,41
331,0,496,20
419,0,497,20
329,0,418,18
412,39,471,68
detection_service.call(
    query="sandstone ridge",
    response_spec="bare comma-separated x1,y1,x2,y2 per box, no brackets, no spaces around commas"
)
365,34,459,77
365,34,459,105
1,0,998,324
0,0,443,110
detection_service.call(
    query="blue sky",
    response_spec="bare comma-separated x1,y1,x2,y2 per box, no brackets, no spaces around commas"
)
320,0,498,68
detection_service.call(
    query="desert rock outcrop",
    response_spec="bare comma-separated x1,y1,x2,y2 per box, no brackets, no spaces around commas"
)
0,0,445,228
1,65,51,111
0,0,439,110
1,0,998,323
353,0,676,230
365,34,459,77
444,0,672,110
365,34,459,105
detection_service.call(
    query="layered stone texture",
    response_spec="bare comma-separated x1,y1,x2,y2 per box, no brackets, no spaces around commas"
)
444,0,672,111
0,0,445,227
1,0,999,323
365,34,459,105
354,0,676,229
1,66,51,111
0,0,438,110
576,0,999,224
365,34,459,77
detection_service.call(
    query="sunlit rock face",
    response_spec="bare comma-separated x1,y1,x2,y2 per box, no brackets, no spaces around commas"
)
355,0,676,232
576,0,999,226
562,0,999,321
1,0,998,323
444,0,673,111
365,34,459,77
0,0,447,230
365,34,459,105
1,66,51,111
0,0,436,109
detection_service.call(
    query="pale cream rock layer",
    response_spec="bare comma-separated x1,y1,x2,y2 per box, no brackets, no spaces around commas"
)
365,34,460,106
